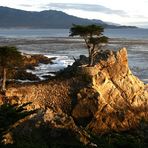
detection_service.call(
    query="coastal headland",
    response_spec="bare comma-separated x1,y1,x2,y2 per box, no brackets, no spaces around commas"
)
0,47,148,147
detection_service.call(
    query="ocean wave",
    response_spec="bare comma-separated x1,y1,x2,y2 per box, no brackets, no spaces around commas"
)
26,55,74,80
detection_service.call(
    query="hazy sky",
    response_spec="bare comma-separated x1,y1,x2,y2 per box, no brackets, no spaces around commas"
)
0,0,148,28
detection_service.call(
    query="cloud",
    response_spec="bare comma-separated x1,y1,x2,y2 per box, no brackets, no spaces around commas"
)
133,14,148,19
19,4,33,7
42,3,127,17
129,21,148,26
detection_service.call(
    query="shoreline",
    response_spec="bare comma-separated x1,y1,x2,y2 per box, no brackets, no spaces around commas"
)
0,37,147,84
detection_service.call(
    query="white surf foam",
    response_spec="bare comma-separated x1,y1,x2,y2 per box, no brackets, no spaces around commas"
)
26,55,74,80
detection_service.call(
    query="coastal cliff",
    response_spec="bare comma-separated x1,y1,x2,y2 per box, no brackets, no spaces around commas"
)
72,48,148,133
1,48,148,146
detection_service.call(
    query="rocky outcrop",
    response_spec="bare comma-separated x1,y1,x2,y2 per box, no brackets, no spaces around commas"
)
0,53,55,81
14,54,55,80
22,53,55,69
43,106,97,146
5,79,72,112
72,48,148,133
1,48,148,137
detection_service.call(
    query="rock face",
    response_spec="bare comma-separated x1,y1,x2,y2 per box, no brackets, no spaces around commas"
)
22,53,55,69
0,53,55,81
72,48,148,133
5,79,72,112
2,48,148,136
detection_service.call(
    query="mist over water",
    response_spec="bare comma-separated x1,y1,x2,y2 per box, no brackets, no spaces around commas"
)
0,28,148,83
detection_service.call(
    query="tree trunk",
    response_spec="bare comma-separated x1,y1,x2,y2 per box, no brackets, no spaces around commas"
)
89,45,95,66
89,55,94,66
88,49,94,66
2,67,7,92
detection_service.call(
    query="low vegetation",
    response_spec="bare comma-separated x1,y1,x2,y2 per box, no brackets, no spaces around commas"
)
0,102,37,147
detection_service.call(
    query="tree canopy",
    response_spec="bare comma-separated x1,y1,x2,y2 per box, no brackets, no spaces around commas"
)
0,46,22,92
70,24,104,37
70,24,108,66
0,46,22,69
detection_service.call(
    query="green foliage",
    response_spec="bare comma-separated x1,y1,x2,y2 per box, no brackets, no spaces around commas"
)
0,46,22,68
89,36,108,45
70,24,104,37
0,46,23,91
0,102,37,145
70,24,108,66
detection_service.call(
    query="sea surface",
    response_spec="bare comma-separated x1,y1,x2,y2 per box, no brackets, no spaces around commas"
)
0,28,148,39
0,28,148,83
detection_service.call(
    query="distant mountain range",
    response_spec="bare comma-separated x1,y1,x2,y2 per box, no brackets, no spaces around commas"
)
0,6,137,29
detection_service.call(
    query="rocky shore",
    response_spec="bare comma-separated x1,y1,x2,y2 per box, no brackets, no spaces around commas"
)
0,48,148,147
0,53,56,82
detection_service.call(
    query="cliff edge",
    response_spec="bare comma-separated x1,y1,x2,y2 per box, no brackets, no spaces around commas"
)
1,48,148,145
72,48,148,133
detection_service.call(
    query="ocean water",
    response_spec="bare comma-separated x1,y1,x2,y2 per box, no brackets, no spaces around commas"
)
0,28,148,83
104,28,148,40
0,28,69,38
0,28,148,39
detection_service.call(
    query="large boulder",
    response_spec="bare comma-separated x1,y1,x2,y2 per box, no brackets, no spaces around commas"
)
72,48,148,133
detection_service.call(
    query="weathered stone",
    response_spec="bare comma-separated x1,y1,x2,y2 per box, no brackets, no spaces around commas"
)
22,53,55,69
2,48,148,135
72,48,148,133
72,88,99,121
43,107,96,146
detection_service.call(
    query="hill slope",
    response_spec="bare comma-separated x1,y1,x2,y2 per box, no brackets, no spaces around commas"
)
0,6,137,29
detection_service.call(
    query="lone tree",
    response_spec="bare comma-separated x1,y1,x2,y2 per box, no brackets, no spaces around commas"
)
70,24,108,66
0,46,22,92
